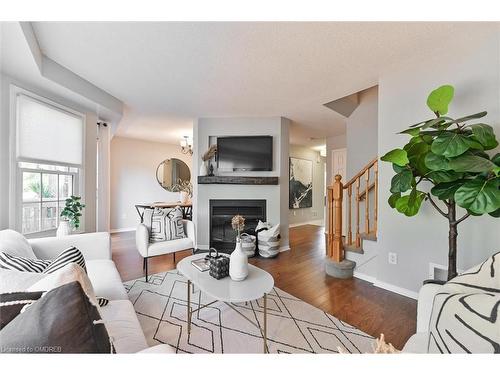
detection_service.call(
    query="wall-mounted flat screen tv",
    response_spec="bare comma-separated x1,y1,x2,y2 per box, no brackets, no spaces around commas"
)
217,136,273,171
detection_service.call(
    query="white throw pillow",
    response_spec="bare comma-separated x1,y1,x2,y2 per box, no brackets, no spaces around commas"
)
27,263,100,307
0,268,46,293
0,229,37,259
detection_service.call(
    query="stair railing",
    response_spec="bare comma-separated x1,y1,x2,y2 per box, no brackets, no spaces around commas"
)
326,157,378,262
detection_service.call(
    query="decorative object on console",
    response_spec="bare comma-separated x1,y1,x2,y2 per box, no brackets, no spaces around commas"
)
229,215,248,281
179,136,193,155
201,144,217,176
58,195,85,236
380,84,500,280
289,157,313,208
207,248,230,280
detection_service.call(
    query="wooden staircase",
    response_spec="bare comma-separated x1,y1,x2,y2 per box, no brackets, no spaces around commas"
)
326,157,378,263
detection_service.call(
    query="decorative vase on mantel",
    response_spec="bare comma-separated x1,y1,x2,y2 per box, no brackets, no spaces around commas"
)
199,161,208,176
56,219,71,237
229,236,249,281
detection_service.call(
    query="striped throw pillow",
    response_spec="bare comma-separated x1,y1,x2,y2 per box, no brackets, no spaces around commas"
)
42,247,86,274
0,247,86,274
0,252,51,273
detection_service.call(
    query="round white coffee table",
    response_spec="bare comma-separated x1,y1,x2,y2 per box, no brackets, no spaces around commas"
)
177,254,274,353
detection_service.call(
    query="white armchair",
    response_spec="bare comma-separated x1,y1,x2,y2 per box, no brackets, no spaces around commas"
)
136,219,195,281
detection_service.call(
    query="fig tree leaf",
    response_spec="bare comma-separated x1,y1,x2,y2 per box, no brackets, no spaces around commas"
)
381,149,409,167
427,170,463,184
489,207,500,218
455,178,500,214
431,132,473,158
395,189,426,217
448,155,497,173
424,152,450,171
390,169,413,193
430,181,464,200
469,123,499,150
451,111,487,124
388,193,401,208
427,85,454,115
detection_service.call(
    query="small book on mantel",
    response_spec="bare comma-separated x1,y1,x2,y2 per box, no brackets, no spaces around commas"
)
191,258,210,272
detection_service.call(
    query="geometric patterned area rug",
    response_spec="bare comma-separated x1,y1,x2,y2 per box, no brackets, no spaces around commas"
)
124,270,374,353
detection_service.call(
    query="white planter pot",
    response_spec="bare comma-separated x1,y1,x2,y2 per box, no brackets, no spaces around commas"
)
56,220,71,237
199,162,208,176
229,238,248,281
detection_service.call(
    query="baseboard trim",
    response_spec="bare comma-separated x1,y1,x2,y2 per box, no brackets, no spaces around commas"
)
353,271,377,284
110,227,135,234
373,280,418,300
289,220,324,228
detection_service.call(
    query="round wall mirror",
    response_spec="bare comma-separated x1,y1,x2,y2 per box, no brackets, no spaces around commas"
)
156,158,191,192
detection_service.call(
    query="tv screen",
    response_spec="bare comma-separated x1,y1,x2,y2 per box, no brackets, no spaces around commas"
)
217,136,273,171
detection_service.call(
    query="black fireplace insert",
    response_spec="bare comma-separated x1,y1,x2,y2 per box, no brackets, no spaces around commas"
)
209,199,266,252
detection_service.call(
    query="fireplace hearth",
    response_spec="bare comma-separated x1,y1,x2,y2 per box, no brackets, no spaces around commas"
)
209,199,266,252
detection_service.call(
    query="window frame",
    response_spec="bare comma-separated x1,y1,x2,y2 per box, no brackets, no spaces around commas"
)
10,85,86,237
17,163,80,236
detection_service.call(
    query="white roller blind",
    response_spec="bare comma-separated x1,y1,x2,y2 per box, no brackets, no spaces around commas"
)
16,94,84,166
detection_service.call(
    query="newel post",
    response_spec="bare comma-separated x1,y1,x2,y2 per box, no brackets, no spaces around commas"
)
332,175,344,263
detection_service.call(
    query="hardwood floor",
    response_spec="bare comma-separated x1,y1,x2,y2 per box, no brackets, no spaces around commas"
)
111,224,416,350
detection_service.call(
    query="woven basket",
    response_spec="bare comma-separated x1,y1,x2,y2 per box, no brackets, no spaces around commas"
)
240,233,256,258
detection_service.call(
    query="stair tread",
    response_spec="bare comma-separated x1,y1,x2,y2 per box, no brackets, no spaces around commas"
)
360,232,377,241
343,243,364,254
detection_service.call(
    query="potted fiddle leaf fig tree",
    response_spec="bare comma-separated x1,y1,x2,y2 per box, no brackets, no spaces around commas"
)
381,84,500,280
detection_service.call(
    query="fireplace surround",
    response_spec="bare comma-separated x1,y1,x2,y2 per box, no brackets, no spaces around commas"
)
209,199,266,252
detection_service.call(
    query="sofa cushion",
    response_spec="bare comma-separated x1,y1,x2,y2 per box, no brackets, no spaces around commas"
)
99,300,148,353
0,290,44,329
147,237,193,257
0,229,37,259
0,281,112,353
0,269,46,293
86,260,128,301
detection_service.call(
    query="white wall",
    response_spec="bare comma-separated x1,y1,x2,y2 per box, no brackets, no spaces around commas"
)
288,145,325,225
193,117,290,250
109,136,193,231
346,86,378,180
377,28,500,294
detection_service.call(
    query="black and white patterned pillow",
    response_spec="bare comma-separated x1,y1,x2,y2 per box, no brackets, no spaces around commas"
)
0,252,51,272
0,246,86,274
427,251,500,353
143,207,186,243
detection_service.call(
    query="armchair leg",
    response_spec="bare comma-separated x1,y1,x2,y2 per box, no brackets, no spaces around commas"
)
144,257,149,282
173,252,176,263
143,257,146,270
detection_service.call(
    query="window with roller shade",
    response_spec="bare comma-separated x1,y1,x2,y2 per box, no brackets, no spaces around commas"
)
15,93,84,234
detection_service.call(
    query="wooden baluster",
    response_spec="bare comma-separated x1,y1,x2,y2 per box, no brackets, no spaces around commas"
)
365,169,370,234
355,177,361,248
347,185,352,245
374,161,378,235
331,175,344,262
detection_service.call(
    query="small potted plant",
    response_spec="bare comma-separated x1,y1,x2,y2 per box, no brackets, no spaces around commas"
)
57,196,85,237
229,215,248,281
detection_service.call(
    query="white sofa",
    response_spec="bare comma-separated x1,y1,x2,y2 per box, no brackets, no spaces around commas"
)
402,281,442,353
1,230,174,354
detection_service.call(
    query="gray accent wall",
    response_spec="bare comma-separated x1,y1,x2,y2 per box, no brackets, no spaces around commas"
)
377,28,500,294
